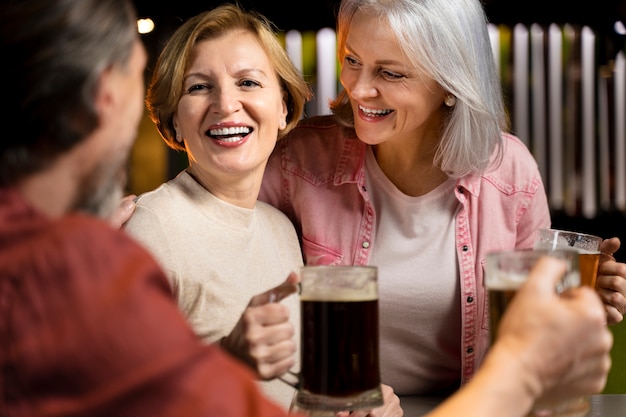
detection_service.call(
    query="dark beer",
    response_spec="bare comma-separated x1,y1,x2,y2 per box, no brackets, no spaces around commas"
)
300,299,380,396
487,287,517,344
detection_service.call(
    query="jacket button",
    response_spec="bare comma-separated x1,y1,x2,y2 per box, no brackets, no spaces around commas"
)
466,346,474,354
362,241,370,249
466,296,473,303
462,245,468,251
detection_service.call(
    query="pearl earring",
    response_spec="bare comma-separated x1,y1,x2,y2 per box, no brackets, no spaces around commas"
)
279,119,287,130
444,94,456,107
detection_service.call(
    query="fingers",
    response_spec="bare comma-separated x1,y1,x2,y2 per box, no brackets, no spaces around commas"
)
540,329,613,401
562,285,606,321
599,295,625,325
596,260,626,324
231,307,296,379
242,304,295,345
250,271,299,306
255,341,297,380
598,259,626,285
521,256,568,296
599,237,620,262
226,273,300,379
223,273,301,380
496,253,612,399
108,194,136,229
604,304,624,324
597,277,626,313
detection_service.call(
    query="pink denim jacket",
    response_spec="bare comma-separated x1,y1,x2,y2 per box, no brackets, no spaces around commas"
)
259,115,551,385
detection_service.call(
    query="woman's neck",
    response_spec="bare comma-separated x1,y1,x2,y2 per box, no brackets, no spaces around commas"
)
186,167,261,209
371,137,448,197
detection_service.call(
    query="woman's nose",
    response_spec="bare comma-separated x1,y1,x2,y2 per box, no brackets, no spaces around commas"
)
211,87,242,114
347,73,378,99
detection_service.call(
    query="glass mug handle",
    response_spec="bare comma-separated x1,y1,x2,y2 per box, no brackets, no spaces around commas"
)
279,369,301,389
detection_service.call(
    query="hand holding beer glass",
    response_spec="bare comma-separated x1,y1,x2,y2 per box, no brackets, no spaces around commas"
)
485,249,590,417
533,228,602,288
283,266,383,414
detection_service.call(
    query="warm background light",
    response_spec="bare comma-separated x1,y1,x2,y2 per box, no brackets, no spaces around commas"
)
136,18,154,34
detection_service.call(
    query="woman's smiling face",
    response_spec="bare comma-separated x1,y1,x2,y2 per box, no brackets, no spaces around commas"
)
339,10,447,146
174,29,288,182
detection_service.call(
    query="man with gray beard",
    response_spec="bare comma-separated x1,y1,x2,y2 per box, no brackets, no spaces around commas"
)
0,0,295,416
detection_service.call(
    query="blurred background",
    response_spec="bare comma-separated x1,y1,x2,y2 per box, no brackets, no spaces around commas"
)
129,0,625,393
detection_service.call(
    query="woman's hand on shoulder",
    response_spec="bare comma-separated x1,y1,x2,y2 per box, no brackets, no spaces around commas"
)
108,195,136,229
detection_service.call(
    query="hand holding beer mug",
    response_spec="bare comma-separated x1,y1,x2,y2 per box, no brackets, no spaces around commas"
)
282,266,383,414
485,249,590,417
534,228,602,288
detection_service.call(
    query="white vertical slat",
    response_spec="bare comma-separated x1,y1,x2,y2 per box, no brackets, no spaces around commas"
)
513,24,530,145
316,28,337,116
581,26,596,218
598,69,611,211
285,30,303,74
563,24,578,216
530,24,547,182
548,24,564,210
615,51,626,211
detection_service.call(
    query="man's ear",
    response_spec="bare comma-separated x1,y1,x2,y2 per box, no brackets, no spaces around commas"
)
94,65,118,120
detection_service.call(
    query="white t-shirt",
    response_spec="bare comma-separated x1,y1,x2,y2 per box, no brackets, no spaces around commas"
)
124,171,303,410
366,147,462,395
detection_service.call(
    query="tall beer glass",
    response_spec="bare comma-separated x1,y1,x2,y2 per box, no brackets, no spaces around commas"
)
534,228,602,288
485,249,589,417
295,265,383,412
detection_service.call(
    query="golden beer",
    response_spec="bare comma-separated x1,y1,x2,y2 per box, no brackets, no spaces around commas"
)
579,251,600,288
534,228,602,289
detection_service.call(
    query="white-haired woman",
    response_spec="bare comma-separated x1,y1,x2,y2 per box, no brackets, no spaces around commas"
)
260,0,626,398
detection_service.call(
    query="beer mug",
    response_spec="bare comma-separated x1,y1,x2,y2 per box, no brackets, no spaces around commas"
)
485,249,589,417
533,228,602,288
282,265,383,413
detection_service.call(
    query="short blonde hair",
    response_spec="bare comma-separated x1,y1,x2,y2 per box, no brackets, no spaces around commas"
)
147,4,312,151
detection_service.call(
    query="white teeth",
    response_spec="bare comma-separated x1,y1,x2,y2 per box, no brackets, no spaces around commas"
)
218,136,242,143
209,126,251,136
359,104,392,116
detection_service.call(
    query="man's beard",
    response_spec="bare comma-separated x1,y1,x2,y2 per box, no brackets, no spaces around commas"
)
75,154,128,220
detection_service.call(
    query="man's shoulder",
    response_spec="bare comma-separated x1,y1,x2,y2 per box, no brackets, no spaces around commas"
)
55,216,146,258
1,213,166,291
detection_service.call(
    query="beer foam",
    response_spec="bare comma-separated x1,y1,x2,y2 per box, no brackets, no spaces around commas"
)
577,249,601,255
299,266,379,301
485,271,527,290
486,270,581,292
300,284,378,301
